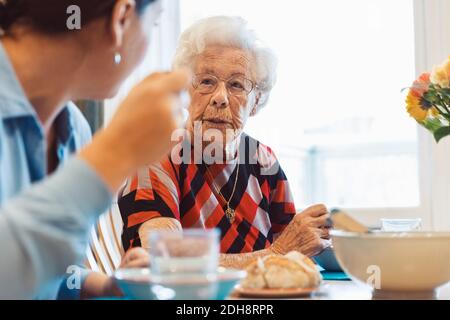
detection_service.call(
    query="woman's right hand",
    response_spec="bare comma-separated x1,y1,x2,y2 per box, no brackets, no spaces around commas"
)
270,204,331,257
79,70,189,192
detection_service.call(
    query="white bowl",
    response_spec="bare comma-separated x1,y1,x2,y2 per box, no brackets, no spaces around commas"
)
113,267,246,300
331,230,450,296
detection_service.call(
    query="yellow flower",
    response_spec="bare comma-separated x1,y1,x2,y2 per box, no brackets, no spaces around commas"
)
444,56,450,73
406,91,427,121
406,90,438,121
431,58,450,88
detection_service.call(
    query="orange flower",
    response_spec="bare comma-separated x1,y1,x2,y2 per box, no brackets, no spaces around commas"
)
410,73,430,97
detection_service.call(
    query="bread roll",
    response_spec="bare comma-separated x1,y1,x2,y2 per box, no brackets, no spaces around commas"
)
241,251,322,289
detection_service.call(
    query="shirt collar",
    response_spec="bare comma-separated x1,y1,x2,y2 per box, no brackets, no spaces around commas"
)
54,105,75,146
0,41,38,119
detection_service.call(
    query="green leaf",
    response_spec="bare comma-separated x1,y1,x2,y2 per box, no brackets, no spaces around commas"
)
423,118,442,132
441,88,450,98
433,126,450,143
442,113,450,122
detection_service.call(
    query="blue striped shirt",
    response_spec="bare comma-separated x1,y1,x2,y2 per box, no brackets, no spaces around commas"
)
0,42,112,299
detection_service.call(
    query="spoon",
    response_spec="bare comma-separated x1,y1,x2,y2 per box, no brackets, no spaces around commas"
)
328,208,370,233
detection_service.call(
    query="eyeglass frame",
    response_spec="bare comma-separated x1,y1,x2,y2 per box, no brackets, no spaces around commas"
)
191,73,259,96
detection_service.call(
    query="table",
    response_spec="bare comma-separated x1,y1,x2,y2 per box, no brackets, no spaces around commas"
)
232,280,450,300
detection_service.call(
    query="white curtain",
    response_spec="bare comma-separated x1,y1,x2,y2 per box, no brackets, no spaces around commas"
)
414,0,450,230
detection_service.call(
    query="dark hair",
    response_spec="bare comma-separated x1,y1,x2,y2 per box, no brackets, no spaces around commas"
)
0,0,157,34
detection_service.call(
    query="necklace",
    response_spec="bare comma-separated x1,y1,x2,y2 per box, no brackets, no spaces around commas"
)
205,161,240,224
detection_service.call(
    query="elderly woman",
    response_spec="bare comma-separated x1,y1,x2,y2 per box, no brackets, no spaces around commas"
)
119,16,330,268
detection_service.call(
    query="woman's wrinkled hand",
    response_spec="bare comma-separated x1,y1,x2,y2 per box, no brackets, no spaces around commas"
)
270,204,331,257
119,247,150,269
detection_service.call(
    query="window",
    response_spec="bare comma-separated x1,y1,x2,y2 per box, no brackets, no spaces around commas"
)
103,0,450,229
180,0,419,213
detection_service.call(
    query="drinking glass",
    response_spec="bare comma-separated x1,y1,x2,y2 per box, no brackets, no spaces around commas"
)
148,228,220,300
380,218,422,232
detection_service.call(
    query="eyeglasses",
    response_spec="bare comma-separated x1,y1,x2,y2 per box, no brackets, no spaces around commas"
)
192,73,257,96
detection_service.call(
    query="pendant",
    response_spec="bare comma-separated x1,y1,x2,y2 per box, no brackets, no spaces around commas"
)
225,205,236,224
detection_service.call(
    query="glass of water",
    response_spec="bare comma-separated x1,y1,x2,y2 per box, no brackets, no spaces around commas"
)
148,228,220,300
380,218,422,232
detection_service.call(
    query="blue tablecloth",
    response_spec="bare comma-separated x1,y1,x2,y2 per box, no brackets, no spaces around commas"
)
321,271,350,281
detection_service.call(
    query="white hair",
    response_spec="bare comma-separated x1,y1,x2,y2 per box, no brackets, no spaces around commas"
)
172,16,278,111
